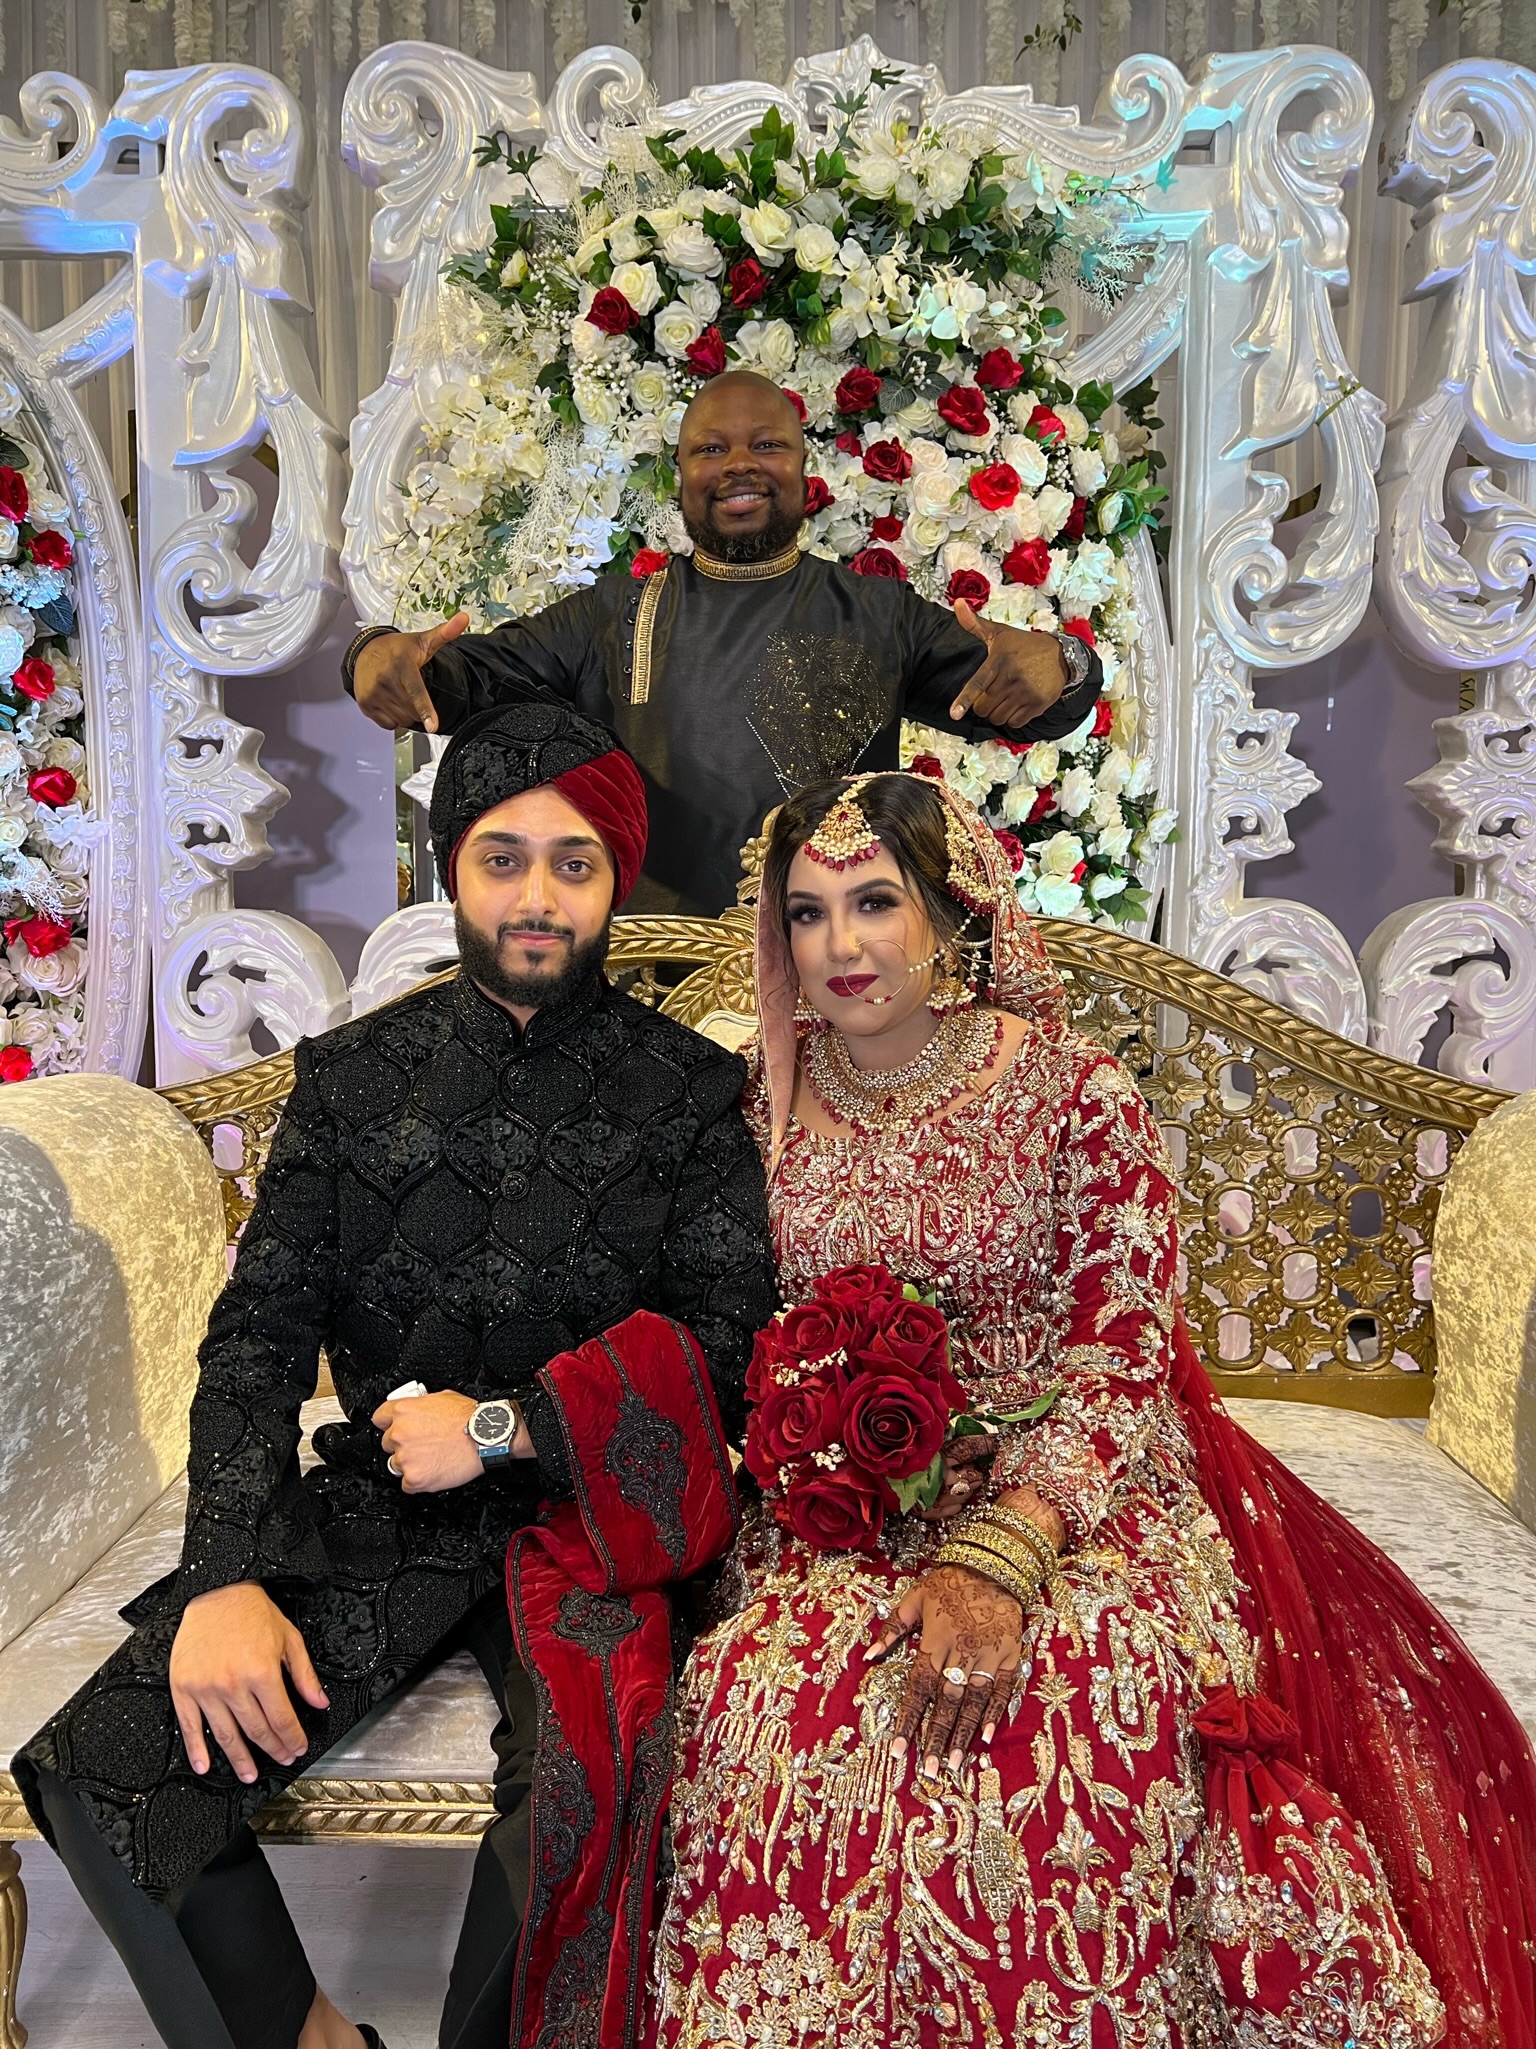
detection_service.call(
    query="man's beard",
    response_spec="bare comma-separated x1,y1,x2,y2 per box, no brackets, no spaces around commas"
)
455,905,611,1013
683,500,804,564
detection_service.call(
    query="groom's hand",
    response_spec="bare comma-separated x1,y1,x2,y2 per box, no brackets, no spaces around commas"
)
948,599,1068,728
373,1389,482,1492
170,1582,329,1784
352,611,470,733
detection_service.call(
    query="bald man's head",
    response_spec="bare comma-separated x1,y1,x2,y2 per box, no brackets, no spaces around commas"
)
676,371,808,563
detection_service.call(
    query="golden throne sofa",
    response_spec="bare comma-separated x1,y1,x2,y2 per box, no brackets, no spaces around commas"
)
0,911,1532,2046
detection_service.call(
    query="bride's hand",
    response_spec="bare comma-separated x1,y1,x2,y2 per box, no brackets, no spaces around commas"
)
869,1563,1025,1773
915,1433,996,1521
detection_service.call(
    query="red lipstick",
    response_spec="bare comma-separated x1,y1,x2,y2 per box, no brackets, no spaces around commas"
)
826,974,878,998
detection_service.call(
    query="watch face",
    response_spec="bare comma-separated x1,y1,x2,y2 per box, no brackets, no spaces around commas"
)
469,1401,515,1448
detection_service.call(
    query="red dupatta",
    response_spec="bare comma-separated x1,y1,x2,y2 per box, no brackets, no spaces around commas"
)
506,1310,739,2049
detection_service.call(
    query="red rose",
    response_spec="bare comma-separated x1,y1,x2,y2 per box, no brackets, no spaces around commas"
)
1062,496,1088,543
629,549,669,579
946,568,991,609
975,348,1024,392
584,285,640,335
909,753,945,780
746,1320,791,1403
748,1377,843,1483
862,439,912,484
859,1298,964,1405
870,513,904,542
835,366,883,415
4,914,72,958
1071,860,1087,883
785,1465,886,1553
1062,616,1096,649
0,1047,32,1084
1028,785,1056,824
728,257,768,308
1002,536,1051,586
841,1371,948,1481
815,1265,906,1312
0,468,27,523
834,429,864,457
27,766,76,807
993,827,1028,873
684,325,727,377
10,657,55,703
779,1299,859,1367
937,385,991,437
782,387,808,421
848,547,908,581
1091,698,1114,738
1027,404,1066,443
969,463,1022,511
28,529,71,570
803,475,834,516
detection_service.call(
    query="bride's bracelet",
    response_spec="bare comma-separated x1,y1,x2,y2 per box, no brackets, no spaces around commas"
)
935,1524,1048,1611
981,1502,1061,1575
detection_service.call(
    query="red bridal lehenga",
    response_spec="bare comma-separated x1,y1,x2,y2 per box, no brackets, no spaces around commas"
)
640,780,1536,2049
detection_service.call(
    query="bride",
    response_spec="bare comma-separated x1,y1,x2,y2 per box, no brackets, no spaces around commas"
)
640,768,1536,2049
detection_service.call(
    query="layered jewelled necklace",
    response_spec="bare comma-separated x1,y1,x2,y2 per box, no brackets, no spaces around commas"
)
803,1008,1004,1136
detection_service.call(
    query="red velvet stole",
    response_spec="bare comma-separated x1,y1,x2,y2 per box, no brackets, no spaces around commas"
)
1172,1313,1536,2049
506,1310,739,2049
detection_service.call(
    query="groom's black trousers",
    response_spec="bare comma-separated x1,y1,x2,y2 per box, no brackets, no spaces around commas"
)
30,1596,533,2049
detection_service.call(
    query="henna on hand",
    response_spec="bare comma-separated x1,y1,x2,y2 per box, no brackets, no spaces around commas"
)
880,1563,1025,1768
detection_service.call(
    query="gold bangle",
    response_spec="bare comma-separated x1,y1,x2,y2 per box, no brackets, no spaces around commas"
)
978,1505,1060,1571
955,1514,1053,1579
935,1539,1044,1611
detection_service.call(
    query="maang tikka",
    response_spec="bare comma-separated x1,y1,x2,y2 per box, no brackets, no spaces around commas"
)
804,787,881,870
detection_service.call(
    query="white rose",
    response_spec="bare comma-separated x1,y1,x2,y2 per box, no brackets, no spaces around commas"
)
1088,788,1122,830
0,736,20,779
896,399,941,437
0,520,15,564
1123,755,1154,800
644,208,683,238
45,737,85,775
923,149,972,210
1059,541,1119,612
676,186,714,220
610,261,663,315
1034,875,1084,917
1035,486,1075,540
682,279,721,321
1088,873,1128,903
793,223,839,273
999,436,1049,490
774,161,808,201
756,319,797,375
1025,742,1060,787
740,202,796,262
906,513,951,553
630,363,671,412
570,318,619,364
573,232,609,274
1056,403,1089,446
16,941,86,998
1056,766,1095,818
1146,807,1178,846
849,150,901,200
1096,746,1133,796
660,223,724,279
661,402,687,445
1000,777,1042,824
1069,447,1107,495
826,311,861,352
911,470,960,520
0,815,25,849
652,304,703,360
608,229,649,266
1097,491,1127,536
573,377,623,429
498,251,529,289
1095,821,1133,863
1116,422,1152,460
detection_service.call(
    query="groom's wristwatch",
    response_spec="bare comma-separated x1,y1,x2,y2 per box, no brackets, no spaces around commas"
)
466,1400,520,1466
1057,628,1092,693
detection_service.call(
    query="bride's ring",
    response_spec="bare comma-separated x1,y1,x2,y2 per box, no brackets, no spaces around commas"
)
387,1455,402,1477
971,1671,995,1682
943,1666,968,1687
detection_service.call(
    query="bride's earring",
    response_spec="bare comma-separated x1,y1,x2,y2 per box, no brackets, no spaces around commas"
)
795,989,819,1023
928,948,974,1016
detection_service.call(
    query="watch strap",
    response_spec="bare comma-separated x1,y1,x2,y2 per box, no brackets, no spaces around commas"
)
1058,627,1092,691
342,623,395,692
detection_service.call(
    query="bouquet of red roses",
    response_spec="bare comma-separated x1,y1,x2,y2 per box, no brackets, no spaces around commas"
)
743,1263,1053,1554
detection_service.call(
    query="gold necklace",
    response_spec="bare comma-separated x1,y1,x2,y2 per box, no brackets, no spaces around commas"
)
803,1009,1003,1135
691,541,803,581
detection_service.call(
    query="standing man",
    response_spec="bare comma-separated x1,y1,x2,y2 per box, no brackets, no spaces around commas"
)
14,703,778,2049
347,370,1101,915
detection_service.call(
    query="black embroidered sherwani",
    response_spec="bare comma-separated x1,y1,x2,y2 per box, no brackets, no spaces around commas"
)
408,552,1103,915
14,969,776,2049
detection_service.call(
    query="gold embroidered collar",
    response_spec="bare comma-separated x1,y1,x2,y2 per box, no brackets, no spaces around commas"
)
691,542,803,582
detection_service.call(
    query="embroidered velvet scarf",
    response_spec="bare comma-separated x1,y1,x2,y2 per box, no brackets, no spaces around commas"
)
506,1310,739,2049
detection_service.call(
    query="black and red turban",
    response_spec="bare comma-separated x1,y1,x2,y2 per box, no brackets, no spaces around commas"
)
429,702,648,903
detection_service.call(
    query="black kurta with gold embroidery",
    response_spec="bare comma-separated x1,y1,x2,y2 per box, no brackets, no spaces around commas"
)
420,553,1102,915
14,970,777,1898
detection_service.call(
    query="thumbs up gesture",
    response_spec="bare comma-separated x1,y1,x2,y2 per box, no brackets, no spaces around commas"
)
946,599,1068,729
352,611,471,733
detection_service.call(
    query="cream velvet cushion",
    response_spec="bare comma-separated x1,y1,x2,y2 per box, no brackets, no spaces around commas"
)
0,1075,226,1653
1430,1089,1536,1535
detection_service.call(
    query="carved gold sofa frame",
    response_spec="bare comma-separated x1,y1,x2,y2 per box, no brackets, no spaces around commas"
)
0,911,1505,2045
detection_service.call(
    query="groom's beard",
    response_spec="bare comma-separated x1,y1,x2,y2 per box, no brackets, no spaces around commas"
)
682,503,804,564
455,904,611,1013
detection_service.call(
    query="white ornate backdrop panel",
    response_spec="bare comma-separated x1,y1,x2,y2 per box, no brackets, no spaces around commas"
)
2,41,1534,1083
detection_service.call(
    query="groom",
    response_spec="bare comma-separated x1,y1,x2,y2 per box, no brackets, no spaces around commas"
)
345,369,1103,915
14,703,777,2049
